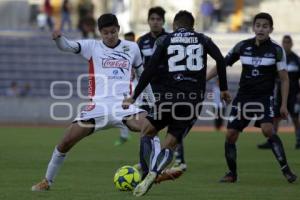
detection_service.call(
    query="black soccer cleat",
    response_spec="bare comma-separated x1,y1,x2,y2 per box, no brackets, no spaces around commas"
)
219,172,237,183
283,170,297,183
257,141,272,149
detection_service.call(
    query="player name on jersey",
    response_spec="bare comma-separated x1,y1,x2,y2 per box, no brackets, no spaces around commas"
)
170,36,198,44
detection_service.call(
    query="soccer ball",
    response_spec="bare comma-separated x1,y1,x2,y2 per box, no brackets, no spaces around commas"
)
113,165,141,191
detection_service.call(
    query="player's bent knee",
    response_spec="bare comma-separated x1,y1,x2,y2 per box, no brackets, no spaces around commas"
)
141,120,157,137
261,123,273,137
226,129,239,143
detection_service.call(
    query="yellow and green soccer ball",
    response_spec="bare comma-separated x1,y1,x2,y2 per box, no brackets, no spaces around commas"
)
113,165,141,191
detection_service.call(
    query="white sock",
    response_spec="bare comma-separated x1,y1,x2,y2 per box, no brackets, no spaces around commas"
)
120,126,129,138
45,147,66,185
150,136,161,170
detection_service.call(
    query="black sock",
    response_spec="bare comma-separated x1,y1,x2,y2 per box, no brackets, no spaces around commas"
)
153,148,174,174
268,134,288,170
225,141,237,175
175,141,185,163
140,136,153,179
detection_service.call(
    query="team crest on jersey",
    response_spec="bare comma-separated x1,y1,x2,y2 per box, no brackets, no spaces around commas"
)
102,59,130,70
122,45,130,53
252,57,262,67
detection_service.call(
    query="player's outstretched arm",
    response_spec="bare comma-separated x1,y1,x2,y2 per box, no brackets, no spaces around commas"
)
206,66,217,81
52,30,80,53
134,66,156,105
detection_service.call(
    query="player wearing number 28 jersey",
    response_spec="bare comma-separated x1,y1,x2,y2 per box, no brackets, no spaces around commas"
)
122,11,230,196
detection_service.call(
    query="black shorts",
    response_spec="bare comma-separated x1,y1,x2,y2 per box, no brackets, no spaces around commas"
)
227,95,274,132
146,101,201,142
274,94,298,118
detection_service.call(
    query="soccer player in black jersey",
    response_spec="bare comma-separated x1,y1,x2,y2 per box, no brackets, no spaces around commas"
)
257,35,300,150
123,10,230,196
138,6,187,172
208,13,297,183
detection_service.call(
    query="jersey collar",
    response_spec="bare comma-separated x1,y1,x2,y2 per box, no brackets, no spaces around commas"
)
252,37,271,47
102,39,121,49
149,29,167,39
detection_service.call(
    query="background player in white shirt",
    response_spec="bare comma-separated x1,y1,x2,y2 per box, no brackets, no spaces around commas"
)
31,13,166,192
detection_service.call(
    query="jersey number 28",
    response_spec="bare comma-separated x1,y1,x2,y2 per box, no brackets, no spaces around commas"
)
168,44,204,72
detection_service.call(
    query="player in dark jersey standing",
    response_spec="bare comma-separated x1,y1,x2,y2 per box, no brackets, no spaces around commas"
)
138,6,187,172
257,35,300,150
123,10,230,196
208,13,297,183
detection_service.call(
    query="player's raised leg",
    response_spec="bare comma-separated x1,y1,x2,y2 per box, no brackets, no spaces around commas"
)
171,141,187,171
261,123,297,183
134,122,177,197
31,120,94,191
124,112,161,178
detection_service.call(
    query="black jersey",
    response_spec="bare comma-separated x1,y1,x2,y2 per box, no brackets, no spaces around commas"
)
133,28,227,103
137,29,168,67
225,37,287,97
286,52,300,93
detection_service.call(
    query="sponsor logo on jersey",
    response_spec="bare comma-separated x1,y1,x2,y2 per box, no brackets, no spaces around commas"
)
173,73,184,81
113,70,119,75
102,59,130,70
264,53,275,58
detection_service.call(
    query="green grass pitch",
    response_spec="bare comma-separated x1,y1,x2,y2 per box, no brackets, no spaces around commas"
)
0,127,299,200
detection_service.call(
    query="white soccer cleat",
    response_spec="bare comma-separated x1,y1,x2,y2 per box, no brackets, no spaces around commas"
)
31,178,50,191
133,171,157,197
170,162,187,171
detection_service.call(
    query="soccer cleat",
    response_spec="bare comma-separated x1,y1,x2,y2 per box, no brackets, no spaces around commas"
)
155,168,183,184
133,171,157,197
295,143,300,150
170,162,187,171
31,178,50,191
257,141,272,149
282,169,297,183
219,172,237,183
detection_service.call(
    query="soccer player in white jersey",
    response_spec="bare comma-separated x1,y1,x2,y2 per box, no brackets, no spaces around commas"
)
31,13,179,192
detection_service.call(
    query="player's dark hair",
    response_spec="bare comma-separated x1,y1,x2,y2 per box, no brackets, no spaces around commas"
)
97,13,119,30
124,31,135,38
173,10,194,29
283,35,293,42
148,6,166,22
253,12,273,28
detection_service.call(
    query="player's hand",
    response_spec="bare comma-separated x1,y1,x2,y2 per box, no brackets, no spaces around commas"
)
122,96,135,109
280,105,288,119
52,30,62,40
221,90,231,104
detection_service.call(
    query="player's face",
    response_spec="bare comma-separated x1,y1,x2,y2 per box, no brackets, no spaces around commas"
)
253,18,273,42
100,26,120,47
148,13,164,33
282,38,293,52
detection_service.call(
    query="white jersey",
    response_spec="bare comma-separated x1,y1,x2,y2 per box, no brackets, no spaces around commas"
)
76,39,143,100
